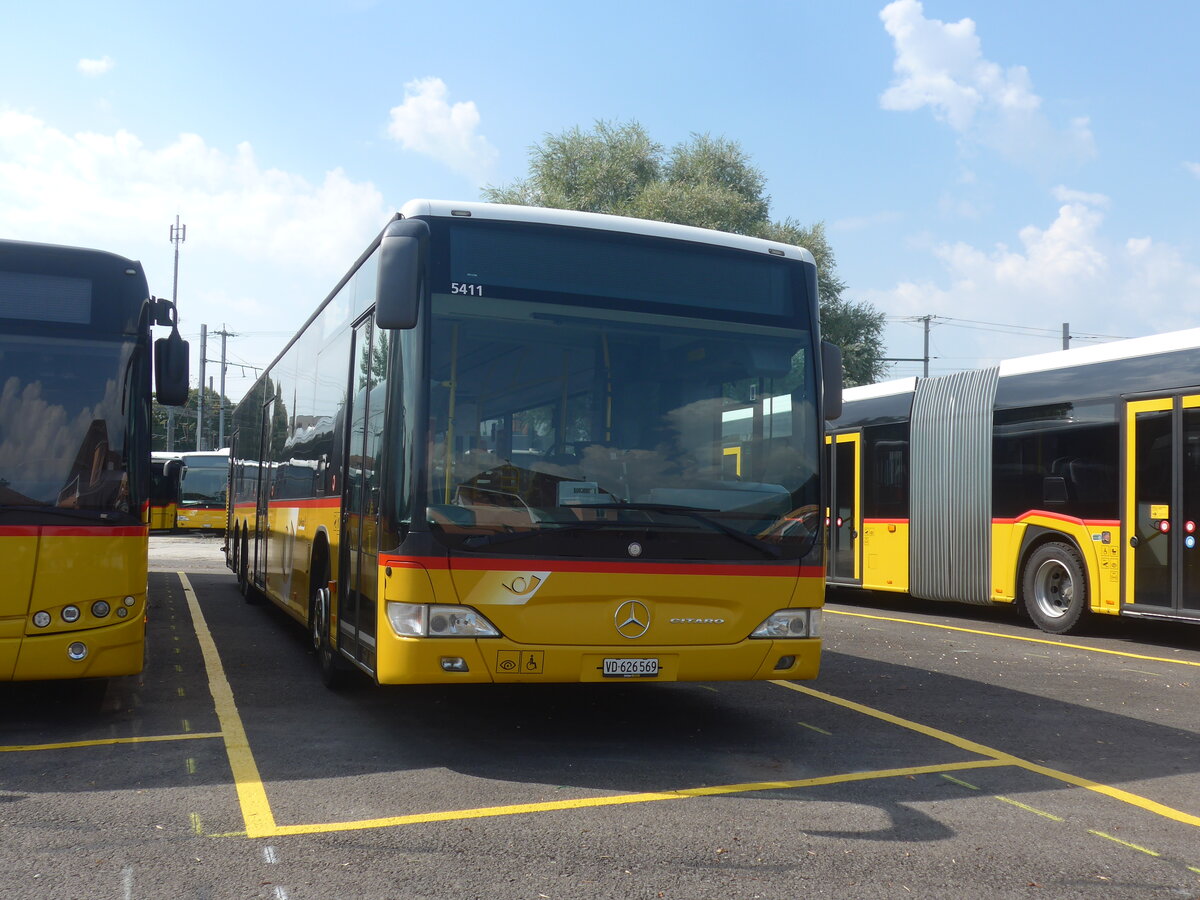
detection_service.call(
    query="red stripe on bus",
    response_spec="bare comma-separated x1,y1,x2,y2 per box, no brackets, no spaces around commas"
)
994,511,1121,528
0,525,147,537
265,497,341,509
863,514,1120,529
379,553,819,578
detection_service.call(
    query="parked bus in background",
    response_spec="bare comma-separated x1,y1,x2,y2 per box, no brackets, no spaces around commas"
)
176,449,229,531
150,451,182,531
826,329,1200,634
0,237,188,682
228,199,841,687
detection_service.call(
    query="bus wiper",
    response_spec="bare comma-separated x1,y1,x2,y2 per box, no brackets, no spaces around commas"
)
0,505,124,524
585,502,782,559
461,521,610,550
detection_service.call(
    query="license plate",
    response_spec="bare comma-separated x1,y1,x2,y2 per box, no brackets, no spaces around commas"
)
602,657,659,678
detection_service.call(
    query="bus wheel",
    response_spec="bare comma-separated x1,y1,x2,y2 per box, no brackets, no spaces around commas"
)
310,563,348,689
239,529,257,604
1022,541,1087,634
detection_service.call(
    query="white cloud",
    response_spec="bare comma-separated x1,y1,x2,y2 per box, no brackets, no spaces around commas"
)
1186,161,1200,178
77,56,114,77
386,77,498,185
0,109,386,271
863,189,1200,371
0,109,392,400
878,0,1094,167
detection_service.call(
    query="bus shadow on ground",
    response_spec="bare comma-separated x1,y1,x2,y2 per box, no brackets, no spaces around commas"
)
185,571,1200,827
825,585,1200,654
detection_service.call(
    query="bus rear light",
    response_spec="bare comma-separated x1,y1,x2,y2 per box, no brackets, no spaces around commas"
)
62,606,81,623
92,601,111,618
386,602,500,638
67,642,88,661
750,609,821,639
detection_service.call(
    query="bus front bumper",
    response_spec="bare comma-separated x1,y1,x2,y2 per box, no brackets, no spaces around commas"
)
6,613,146,681
373,636,821,685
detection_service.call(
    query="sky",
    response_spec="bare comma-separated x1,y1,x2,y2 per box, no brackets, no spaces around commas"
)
2,0,1198,403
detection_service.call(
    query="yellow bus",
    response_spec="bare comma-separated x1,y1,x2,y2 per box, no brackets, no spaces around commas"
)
827,329,1200,634
228,200,842,687
175,449,229,531
150,451,182,530
0,237,187,681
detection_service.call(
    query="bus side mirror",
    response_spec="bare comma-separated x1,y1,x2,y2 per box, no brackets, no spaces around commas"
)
375,218,430,330
155,326,190,407
822,341,843,421
164,458,182,479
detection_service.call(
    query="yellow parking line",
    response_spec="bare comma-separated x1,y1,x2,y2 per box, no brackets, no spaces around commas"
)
1088,830,1160,856
825,608,1200,669
178,572,277,839
994,795,1063,821
774,680,1200,829
266,759,1007,837
0,732,221,753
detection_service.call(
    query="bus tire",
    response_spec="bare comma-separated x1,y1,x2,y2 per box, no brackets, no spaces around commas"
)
310,556,349,689
1021,541,1088,634
239,528,258,604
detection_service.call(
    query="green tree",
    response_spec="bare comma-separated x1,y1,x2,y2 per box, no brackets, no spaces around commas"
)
485,120,889,386
152,385,234,451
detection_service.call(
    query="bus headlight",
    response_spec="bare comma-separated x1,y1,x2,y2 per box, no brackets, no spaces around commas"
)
67,642,88,661
33,611,51,628
750,608,821,639
92,601,111,618
386,602,500,638
62,606,81,623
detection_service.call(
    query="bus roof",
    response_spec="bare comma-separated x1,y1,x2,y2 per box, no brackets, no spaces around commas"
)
845,327,1200,403
398,199,817,265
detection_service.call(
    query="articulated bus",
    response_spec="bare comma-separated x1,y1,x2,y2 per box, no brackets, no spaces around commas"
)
0,238,187,681
826,328,1200,634
176,449,229,531
228,199,842,687
150,451,182,530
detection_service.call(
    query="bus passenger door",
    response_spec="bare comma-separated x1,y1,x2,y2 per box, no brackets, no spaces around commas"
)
826,432,861,583
337,316,385,672
252,397,273,588
1124,394,1200,617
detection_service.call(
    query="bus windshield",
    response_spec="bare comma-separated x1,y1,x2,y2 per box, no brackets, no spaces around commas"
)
180,458,228,508
423,294,820,560
0,333,138,517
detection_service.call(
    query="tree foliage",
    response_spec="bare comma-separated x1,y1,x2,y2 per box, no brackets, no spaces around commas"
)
152,385,233,451
485,120,889,386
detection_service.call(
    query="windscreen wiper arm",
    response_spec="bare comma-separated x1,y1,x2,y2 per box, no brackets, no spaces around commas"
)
585,502,782,559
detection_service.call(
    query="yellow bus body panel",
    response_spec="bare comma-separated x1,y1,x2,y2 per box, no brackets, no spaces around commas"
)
149,502,178,530
990,516,1121,614
860,520,909,593
175,507,226,531
0,533,39,680
375,559,822,685
1,530,146,681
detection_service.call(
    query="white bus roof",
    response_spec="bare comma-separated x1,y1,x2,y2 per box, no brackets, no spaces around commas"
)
845,327,1200,400
398,199,816,265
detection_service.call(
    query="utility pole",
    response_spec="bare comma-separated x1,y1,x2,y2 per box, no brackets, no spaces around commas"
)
213,325,237,449
1062,322,1070,350
169,216,190,450
197,324,207,451
922,315,932,377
